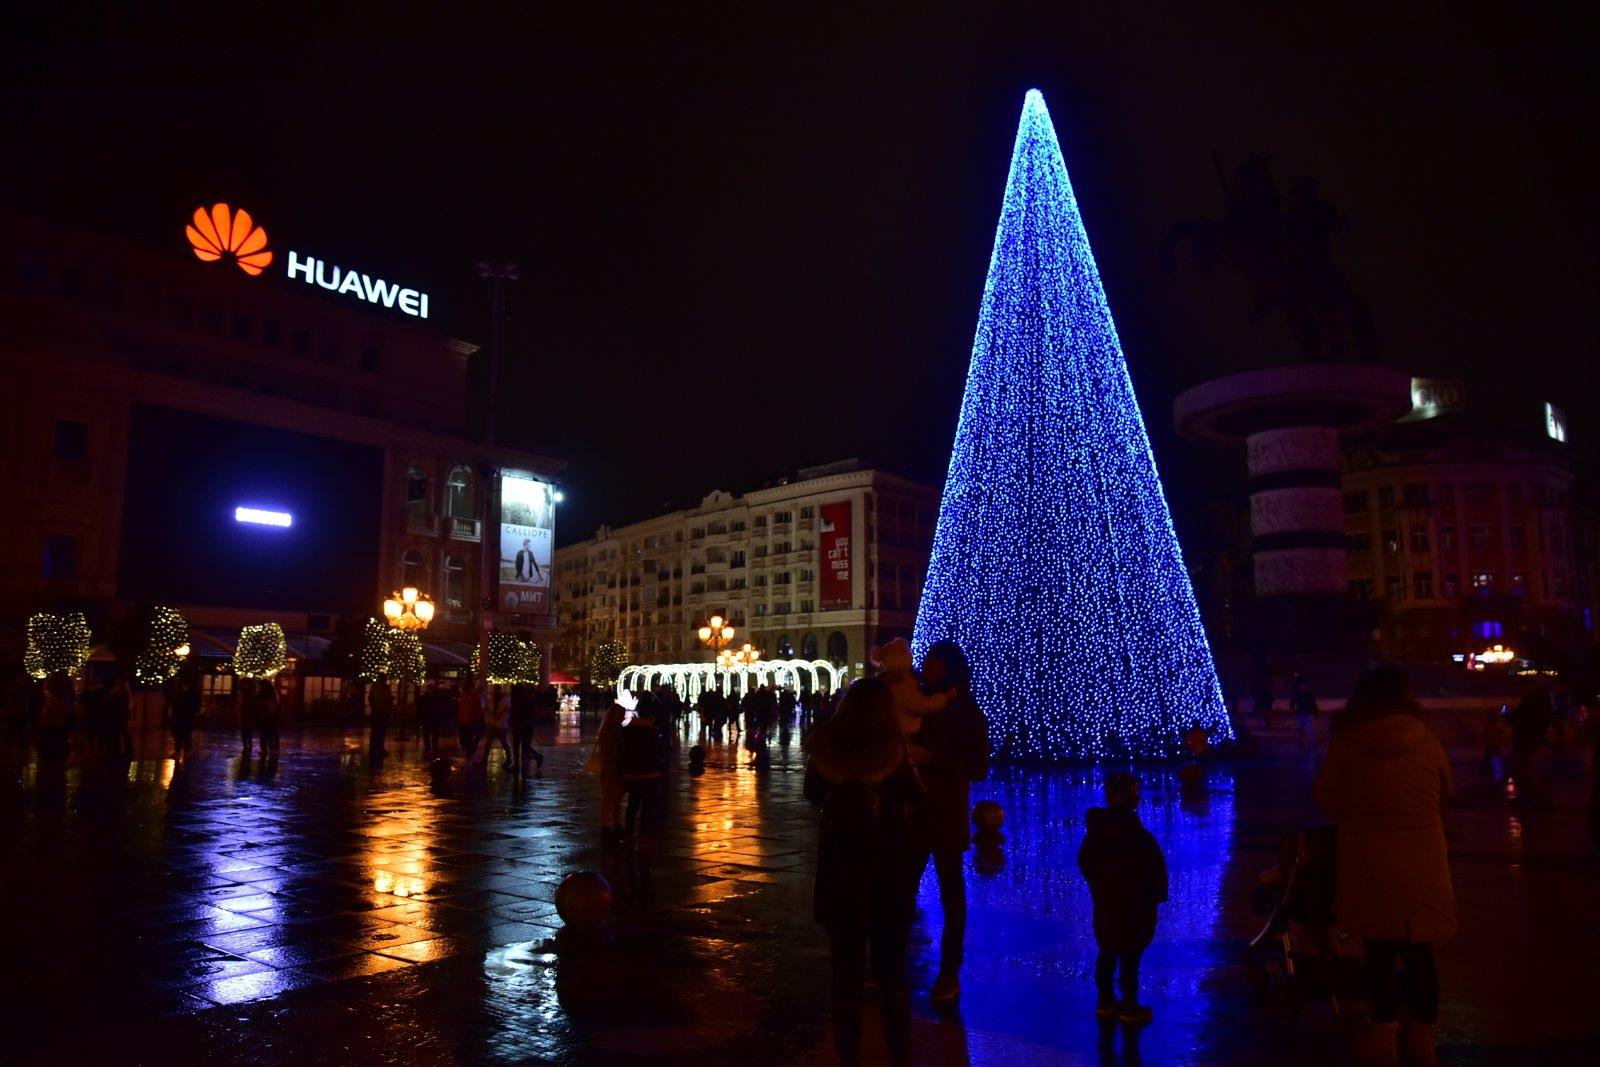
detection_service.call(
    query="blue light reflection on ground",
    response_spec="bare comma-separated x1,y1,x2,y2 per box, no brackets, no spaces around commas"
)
912,764,1236,1062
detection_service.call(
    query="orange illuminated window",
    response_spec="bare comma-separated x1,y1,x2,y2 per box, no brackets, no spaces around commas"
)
185,203,273,276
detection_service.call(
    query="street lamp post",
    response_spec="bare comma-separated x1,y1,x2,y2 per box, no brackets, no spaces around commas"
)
476,261,519,689
697,614,735,695
383,586,435,728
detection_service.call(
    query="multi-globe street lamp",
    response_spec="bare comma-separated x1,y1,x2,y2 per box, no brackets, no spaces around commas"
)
697,614,735,660
383,586,436,631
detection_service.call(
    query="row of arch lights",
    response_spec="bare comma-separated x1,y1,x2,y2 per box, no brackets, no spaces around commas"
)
617,659,845,702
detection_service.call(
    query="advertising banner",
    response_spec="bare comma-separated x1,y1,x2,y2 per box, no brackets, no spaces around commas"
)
497,471,554,613
818,501,852,610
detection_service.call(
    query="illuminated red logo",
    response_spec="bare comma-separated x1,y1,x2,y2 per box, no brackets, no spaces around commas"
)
185,203,272,276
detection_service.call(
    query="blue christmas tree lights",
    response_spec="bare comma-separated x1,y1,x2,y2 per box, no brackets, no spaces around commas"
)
912,90,1233,760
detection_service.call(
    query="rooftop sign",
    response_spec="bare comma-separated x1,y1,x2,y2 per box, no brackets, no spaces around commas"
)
186,202,430,318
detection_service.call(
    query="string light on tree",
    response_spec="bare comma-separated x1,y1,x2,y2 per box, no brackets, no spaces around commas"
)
135,605,191,683
358,618,391,680
486,632,541,685
912,89,1233,760
25,612,92,679
235,623,288,679
385,630,425,686
586,640,629,687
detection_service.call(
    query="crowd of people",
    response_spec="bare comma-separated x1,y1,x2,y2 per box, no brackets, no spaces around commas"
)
7,641,1600,1067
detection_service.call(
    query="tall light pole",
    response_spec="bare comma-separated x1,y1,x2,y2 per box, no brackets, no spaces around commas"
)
475,262,519,685
697,614,735,695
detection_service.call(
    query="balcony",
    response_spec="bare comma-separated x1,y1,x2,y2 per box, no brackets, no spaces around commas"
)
405,510,439,535
446,516,482,542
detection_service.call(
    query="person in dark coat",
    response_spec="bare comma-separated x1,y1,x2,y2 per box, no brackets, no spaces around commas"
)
169,672,199,763
618,695,667,838
805,679,917,1067
368,679,393,759
1077,771,1168,1024
906,639,991,1002
510,682,543,776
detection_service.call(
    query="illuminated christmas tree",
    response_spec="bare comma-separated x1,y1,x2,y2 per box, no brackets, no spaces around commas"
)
912,90,1232,759
235,623,287,679
25,612,91,679
135,606,190,683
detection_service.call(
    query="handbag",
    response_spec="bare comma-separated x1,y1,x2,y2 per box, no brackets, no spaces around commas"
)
582,743,602,776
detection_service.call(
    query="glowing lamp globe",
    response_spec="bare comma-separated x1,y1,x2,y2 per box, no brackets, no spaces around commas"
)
698,626,713,642
415,600,436,624
384,599,403,620
721,626,734,641
555,872,613,931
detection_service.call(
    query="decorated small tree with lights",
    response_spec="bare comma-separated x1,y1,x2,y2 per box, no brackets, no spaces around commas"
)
25,612,92,679
484,632,541,685
385,630,426,687
135,605,191,683
357,618,391,681
235,623,287,679
912,90,1232,760
586,640,629,688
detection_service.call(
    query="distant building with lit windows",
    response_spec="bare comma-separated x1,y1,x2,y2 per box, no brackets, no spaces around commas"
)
1342,388,1585,660
552,461,937,679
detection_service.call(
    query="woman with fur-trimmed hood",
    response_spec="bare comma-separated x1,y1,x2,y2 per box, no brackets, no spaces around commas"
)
804,678,917,1067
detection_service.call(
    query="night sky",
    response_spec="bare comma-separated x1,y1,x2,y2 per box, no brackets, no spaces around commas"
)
7,8,1595,545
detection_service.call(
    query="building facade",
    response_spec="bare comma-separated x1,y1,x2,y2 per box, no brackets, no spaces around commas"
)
2,211,562,685
1343,397,1584,661
554,461,937,678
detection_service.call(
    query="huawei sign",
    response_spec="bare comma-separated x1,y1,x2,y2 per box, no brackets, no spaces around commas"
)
186,203,273,276
184,201,430,318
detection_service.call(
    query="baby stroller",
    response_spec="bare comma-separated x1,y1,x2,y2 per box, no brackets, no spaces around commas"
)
1245,823,1360,1023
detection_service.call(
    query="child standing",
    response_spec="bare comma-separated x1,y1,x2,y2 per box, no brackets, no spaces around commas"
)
1077,772,1167,1024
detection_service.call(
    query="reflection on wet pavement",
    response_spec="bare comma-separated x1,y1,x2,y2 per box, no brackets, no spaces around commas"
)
1,713,1596,1064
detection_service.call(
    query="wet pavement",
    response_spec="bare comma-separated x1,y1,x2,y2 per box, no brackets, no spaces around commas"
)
1,711,1597,1065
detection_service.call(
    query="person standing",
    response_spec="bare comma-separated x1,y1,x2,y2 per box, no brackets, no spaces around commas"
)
457,682,483,760
1078,772,1168,1024
170,673,199,763
595,701,626,843
258,680,281,760
238,677,257,759
1316,666,1455,1067
804,678,917,1067
510,682,543,776
907,639,991,1002
619,696,667,839
39,674,75,765
105,674,133,760
369,679,393,759
1292,674,1319,750
418,682,441,756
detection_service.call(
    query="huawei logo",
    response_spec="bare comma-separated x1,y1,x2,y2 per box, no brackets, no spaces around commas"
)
186,203,273,276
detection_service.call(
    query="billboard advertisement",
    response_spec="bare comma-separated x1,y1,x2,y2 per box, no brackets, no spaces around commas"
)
497,471,554,613
819,501,853,610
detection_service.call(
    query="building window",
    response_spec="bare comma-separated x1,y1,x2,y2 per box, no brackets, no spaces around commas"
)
1378,486,1395,510
1385,575,1404,600
1439,524,1456,551
1414,572,1433,599
447,467,476,518
1349,578,1374,599
1402,483,1430,508
776,634,794,657
1511,572,1527,596
1468,525,1490,551
1347,533,1370,556
445,555,467,608
1436,483,1454,506
402,549,426,589
1442,573,1459,599
42,534,77,580
53,419,88,461
1383,529,1400,554
826,631,848,665
406,467,429,521
801,633,819,659
1408,526,1430,553
800,599,815,613
1472,572,1495,594
754,603,768,617
1343,491,1368,515
800,506,814,519
1464,483,1491,506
